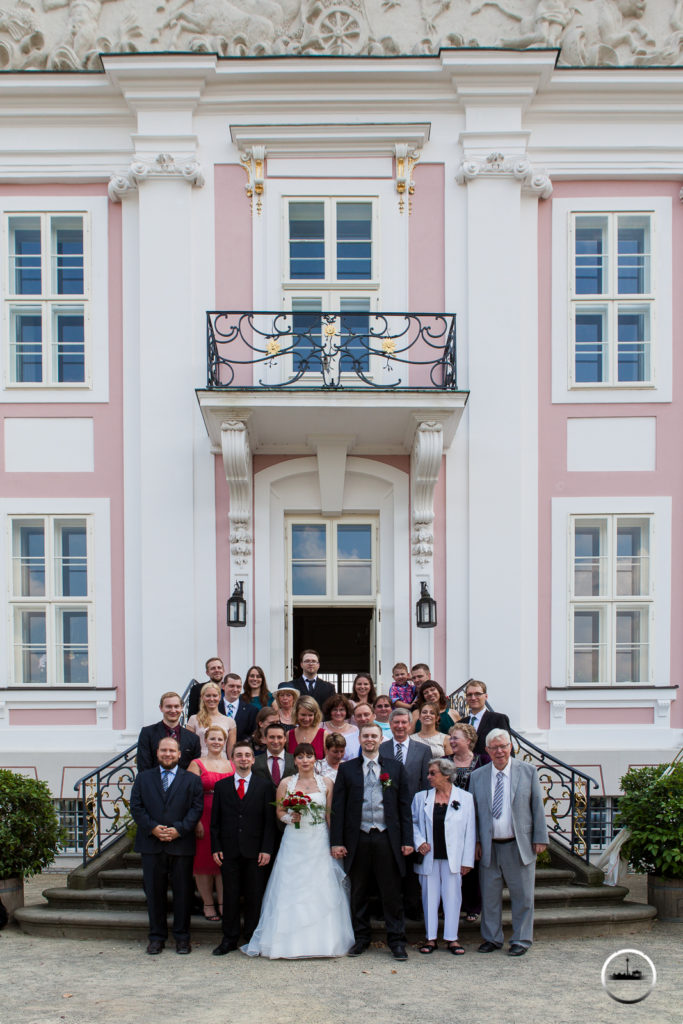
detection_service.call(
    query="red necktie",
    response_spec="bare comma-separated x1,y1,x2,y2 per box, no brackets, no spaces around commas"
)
271,756,281,784
237,778,245,800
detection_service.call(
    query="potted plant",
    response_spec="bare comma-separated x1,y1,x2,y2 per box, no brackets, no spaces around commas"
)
0,769,65,921
615,761,683,921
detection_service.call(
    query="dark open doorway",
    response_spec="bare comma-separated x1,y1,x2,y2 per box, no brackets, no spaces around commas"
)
292,606,373,692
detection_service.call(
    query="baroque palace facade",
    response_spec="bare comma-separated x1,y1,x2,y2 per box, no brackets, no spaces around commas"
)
1,0,682,848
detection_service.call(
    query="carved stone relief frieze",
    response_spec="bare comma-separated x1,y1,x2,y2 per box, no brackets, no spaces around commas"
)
0,0,681,70
221,418,253,568
410,420,443,568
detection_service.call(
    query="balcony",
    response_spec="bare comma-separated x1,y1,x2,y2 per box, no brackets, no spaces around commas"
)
198,310,468,456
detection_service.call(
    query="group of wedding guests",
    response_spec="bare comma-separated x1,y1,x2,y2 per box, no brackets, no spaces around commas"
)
131,654,548,960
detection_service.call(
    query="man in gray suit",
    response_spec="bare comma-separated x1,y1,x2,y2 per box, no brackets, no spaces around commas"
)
469,728,548,957
379,707,431,919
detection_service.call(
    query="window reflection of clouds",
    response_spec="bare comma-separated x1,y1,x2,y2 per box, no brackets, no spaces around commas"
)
292,524,326,560
337,524,371,560
292,564,326,596
338,565,372,596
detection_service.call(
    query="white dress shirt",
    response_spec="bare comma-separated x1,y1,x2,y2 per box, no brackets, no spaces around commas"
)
490,760,514,839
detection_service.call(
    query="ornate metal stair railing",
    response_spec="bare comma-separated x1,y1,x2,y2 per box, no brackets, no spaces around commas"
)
207,310,457,390
73,680,195,865
448,682,598,863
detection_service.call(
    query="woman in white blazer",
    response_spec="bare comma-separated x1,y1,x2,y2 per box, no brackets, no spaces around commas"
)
411,757,476,955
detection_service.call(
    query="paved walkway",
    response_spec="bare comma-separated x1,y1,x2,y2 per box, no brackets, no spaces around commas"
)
2,872,680,1024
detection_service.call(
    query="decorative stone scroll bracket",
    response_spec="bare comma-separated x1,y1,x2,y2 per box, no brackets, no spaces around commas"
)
108,153,205,202
411,420,443,568
221,419,253,567
395,143,421,214
456,152,553,199
239,145,266,216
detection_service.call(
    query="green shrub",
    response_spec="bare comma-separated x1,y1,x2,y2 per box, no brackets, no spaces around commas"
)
616,762,683,880
0,769,65,878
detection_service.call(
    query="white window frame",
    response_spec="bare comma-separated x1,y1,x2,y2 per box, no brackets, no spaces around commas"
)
286,515,378,606
551,496,671,692
569,514,653,686
282,196,380,292
0,498,112,691
1,196,109,403
552,196,672,404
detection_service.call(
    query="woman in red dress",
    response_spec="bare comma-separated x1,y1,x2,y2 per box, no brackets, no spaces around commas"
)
286,696,326,761
187,725,235,920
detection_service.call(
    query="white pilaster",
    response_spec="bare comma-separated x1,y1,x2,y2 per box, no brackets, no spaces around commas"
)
221,418,254,670
410,419,443,667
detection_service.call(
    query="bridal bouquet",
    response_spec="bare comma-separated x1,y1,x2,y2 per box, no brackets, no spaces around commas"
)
278,791,326,829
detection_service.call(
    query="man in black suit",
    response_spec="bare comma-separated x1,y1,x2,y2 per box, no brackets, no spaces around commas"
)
464,680,512,760
136,692,200,772
252,722,296,786
130,736,204,954
187,657,226,718
221,674,259,740
279,649,335,710
210,741,277,955
379,707,431,919
331,723,414,961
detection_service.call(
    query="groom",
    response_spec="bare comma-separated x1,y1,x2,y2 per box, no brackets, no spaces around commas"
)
331,723,414,961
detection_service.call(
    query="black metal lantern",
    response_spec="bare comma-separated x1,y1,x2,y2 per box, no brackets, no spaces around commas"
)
416,581,437,629
227,581,247,627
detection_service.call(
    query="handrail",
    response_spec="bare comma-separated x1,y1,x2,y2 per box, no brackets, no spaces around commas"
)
448,680,597,863
73,679,195,865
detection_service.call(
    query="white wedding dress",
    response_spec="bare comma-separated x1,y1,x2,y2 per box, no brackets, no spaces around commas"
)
242,774,354,959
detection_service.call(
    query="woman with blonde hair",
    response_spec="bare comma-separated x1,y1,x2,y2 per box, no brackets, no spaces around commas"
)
187,682,235,758
272,685,298,731
287,695,326,760
187,725,235,920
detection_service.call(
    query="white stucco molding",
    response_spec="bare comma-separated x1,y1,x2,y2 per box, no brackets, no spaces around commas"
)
456,151,552,198
108,152,205,202
221,418,253,567
410,420,443,568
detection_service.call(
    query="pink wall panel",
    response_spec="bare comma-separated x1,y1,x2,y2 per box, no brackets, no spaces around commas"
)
10,708,98,726
214,165,254,387
0,186,126,727
409,164,446,387
432,455,447,684
537,182,683,729
214,454,232,668
566,707,654,726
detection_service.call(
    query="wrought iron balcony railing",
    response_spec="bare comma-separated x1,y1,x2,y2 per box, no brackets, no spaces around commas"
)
207,310,457,390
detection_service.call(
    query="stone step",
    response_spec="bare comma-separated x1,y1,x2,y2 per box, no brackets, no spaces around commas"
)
98,869,143,889
534,868,576,887
14,899,656,943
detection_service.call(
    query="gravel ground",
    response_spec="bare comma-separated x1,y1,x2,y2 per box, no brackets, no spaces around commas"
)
1,871,679,1024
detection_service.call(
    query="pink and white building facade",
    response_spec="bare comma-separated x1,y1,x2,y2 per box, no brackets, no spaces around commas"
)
1,23,682,843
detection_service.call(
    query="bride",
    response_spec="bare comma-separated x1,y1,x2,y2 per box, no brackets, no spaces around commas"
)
242,742,354,959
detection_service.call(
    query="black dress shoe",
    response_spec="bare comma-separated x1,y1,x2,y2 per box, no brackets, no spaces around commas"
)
477,940,501,953
347,940,370,957
391,944,408,961
146,940,164,955
508,943,527,957
212,940,238,956
175,941,191,954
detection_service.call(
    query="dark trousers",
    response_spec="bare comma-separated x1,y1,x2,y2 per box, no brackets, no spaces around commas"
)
141,851,194,943
349,829,405,948
461,859,482,915
221,855,266,944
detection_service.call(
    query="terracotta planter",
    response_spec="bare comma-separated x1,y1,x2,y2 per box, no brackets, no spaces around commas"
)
0,875,24,922
647,874,683,922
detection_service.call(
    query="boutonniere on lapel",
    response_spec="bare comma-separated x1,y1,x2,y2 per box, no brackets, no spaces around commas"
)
450,800,460,810
379,772,392,790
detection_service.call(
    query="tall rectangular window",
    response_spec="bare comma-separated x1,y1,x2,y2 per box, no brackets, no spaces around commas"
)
10,516,93,685
5,213,88,385
570,516,651,684
283,198,377,376
289,518,375,600
571,213,653,387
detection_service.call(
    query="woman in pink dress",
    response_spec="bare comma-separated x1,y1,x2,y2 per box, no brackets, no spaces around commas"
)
286,695,326,761
187,726,235,920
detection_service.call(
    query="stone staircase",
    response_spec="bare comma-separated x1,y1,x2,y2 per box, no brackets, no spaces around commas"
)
15,838,656,942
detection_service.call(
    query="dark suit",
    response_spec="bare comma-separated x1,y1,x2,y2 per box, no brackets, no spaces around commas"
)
331,756,413,947
379,737,431,919
136,722,200,772
210,773,277,944
130,766,204,943
470,709,513,759
252,752,296,784
226,698,259,741
279,677,336,710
